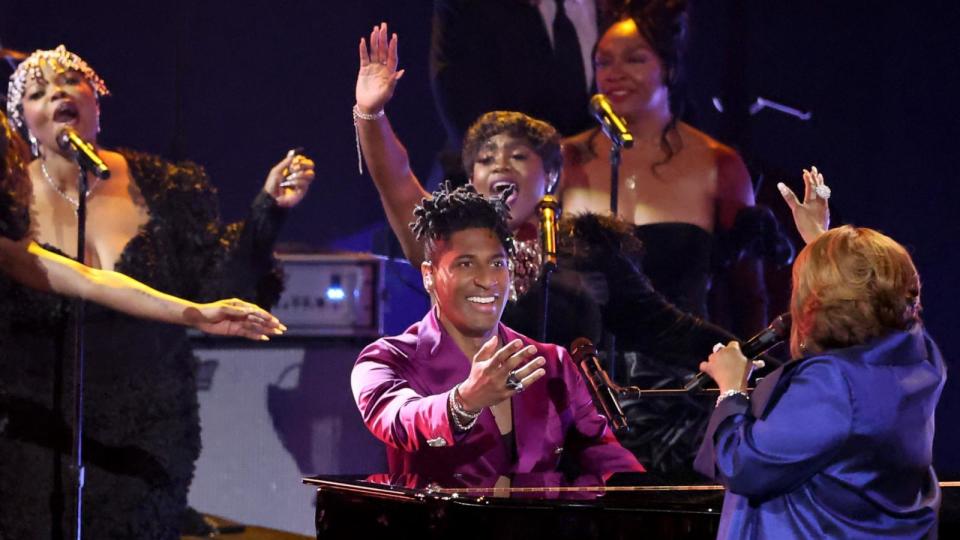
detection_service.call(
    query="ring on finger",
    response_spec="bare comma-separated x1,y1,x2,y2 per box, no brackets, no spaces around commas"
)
505,371,522,391
712,342,725,353
281,171,303,185
813,184,831,200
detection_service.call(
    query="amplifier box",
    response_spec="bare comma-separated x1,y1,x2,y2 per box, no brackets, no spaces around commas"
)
274,253,384,337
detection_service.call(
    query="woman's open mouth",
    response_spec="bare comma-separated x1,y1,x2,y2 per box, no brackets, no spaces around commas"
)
490,180,520,206
53,101,79,124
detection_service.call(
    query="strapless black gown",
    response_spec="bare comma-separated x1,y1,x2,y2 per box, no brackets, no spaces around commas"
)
632,222,713,318
0,150,284,539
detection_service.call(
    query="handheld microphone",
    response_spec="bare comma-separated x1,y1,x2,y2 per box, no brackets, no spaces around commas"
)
570,337,628,432
589,94,634,149
56,128,111,180
537,194,560,270
684,313,792,392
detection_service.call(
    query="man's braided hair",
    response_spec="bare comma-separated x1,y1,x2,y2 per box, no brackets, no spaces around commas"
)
411,181,516,262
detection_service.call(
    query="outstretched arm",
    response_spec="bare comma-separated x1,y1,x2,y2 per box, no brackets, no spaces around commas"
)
595,252,739,368
356,22,430,267
0,236,283,340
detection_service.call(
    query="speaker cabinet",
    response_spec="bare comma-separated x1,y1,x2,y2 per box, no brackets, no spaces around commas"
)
187,340,386,535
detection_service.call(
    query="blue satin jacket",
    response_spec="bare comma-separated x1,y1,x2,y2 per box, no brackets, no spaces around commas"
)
695,325,945,539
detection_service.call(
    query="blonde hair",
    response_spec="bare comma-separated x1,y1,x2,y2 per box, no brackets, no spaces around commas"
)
790,226,921,357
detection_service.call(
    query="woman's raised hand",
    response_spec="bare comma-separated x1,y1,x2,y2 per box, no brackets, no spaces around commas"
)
264,149,316,208
778,165,831,245
356,22,405,114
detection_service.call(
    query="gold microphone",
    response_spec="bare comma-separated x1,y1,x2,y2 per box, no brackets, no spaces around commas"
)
538,194,560,270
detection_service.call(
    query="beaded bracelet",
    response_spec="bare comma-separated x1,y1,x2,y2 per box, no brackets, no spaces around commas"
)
448,384,481,432
352,104,385,175
715,389,749,408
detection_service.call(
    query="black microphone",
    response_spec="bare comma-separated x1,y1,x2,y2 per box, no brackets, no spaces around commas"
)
56,128,110,180
537,194,560,270
589,94,634,149
684,313,792,392
570,337,628,432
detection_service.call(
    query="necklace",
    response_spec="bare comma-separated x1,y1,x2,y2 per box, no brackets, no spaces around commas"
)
40,159,100,214
511,238,542,300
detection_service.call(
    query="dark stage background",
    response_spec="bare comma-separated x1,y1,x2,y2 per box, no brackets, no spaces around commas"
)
4,1,959,474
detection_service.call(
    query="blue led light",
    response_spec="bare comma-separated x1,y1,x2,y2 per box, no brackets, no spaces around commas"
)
325,287,346,301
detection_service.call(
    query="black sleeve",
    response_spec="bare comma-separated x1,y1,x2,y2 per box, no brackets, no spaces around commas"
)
560,213,738,370
600,257,738,370
213,191,287,308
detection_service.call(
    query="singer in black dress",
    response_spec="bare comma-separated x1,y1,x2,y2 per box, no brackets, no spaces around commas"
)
1,46,314,539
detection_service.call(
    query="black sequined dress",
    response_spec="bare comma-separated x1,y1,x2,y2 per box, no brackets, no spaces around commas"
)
0,149,284,539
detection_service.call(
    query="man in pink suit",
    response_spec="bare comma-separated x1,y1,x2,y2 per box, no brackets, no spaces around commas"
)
352,183,642,480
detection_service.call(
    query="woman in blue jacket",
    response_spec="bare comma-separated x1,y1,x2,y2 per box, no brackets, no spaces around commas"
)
696,224,944,539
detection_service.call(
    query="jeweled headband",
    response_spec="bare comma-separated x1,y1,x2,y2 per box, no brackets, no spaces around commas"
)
6,44,110,130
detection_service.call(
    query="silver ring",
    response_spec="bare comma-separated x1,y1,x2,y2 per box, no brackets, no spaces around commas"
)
712,342,726,353
505,371,522,391
813,184,831,200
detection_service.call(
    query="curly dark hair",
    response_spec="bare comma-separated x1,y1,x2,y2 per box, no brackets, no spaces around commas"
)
0,111,32,240
411,181,515,262
601,0,689,167
461,111,562,182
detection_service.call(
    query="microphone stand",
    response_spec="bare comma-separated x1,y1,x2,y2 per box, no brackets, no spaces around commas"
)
71,164,89,540
609,144,621,217
603,137,628,380
617,386,743,398
572,337,768,432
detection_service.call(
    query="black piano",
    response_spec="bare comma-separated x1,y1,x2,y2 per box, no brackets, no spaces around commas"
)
306,472,720,539
304,474,960,540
